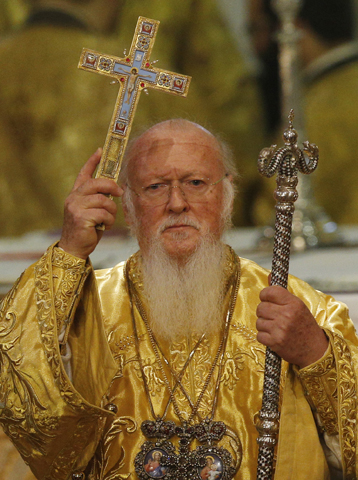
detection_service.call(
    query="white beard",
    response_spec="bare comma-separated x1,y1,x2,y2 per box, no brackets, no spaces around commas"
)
141,235,226,343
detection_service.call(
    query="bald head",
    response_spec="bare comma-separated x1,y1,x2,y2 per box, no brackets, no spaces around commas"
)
119,119,237,186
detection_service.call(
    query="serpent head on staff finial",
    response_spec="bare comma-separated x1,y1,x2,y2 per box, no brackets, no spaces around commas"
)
258,109,319,178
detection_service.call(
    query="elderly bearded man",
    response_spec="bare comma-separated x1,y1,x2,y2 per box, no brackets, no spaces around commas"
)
0,119,357,480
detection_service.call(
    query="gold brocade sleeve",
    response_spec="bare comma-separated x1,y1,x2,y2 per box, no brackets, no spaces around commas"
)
51,246,91,347
330,329,358,479
274,271,358,479
294,338,338,436
0,243,118,480
311,297,358,479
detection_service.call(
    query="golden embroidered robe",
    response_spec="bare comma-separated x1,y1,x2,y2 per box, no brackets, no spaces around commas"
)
0,244,357,480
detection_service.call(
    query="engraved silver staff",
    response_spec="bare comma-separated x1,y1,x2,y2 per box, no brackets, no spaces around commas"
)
255,110,318,480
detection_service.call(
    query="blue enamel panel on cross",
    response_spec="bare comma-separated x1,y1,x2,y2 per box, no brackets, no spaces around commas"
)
113,50,157,120
113,55,157,82
113,62,134,76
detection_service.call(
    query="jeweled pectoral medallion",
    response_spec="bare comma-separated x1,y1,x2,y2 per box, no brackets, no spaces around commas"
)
135,419,237,480
160,445,236,480
135,441,176,479
192,446,235,480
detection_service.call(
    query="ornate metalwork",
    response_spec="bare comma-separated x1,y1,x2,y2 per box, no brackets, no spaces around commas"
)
79,16,191,230
257,0,340,251
135,418,237,480
79,16,191,185
255,110,318,479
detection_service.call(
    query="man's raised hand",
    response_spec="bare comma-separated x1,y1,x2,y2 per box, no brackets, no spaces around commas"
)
58,149,123,259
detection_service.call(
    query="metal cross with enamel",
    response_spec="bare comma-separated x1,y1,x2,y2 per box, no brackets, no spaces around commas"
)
78,16,191,183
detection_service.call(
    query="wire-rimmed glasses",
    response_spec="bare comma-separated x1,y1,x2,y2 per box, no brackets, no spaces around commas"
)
127,173,229,206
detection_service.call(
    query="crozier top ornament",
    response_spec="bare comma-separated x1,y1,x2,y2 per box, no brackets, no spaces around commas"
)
258,110,318,180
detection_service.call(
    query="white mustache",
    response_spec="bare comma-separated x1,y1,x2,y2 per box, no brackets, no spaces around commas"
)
158,215,201,233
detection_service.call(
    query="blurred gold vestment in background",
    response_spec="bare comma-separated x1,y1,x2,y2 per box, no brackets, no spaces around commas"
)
0,0,266,237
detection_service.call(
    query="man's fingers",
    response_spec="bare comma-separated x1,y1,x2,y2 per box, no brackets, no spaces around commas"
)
256,301,280,320
77,177,122,198
79,207,117,229
259,285,292,305
256,331,272,348
256,317,286,351
73,148,102,190
65,193,118,225
81,194,118,216
256,317,273,333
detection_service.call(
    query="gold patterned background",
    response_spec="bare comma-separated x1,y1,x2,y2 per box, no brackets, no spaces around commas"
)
0,0,269,239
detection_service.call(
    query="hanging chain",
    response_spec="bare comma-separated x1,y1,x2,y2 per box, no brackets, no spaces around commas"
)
125,253,240,425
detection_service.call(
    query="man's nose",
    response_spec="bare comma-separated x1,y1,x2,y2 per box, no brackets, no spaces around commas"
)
166,184,189,213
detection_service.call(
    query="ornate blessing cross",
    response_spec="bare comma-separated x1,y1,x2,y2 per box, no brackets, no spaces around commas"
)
78,16,191,183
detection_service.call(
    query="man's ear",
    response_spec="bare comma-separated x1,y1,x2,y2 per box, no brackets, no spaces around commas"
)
228,174,235,210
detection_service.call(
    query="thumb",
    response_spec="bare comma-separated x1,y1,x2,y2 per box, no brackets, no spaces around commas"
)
73,148,102,190
96,228,104,242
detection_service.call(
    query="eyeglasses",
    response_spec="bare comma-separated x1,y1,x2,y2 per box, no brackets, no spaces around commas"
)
127,173,229,206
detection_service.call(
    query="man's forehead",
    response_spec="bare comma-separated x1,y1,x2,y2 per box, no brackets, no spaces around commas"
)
135,138,218,155
126,124,224,177
133,128,220,157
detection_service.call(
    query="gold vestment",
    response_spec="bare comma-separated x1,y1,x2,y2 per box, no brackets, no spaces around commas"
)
0,244,357,479
304,53,358,225
0,24,128,236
